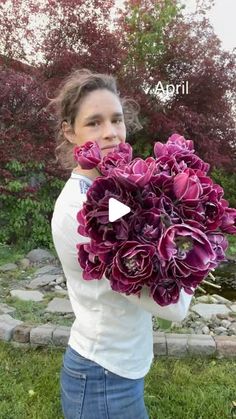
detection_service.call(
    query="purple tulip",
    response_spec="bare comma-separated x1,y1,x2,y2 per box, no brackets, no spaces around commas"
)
76,243,106,280
207,232,228,262
168,133,194,151
111,241,157,294
220,208,236,234
175,153,210,173
173,169,203,201
113,157,156,188
202,195,226,231
150,278,182,306
78,176,133,244
176,201,205,225
73,140,102,169
180,270,208,290
129,208,164,244
154,155,186,177
98,142,133,176
154,133,194,159
158,224,217,278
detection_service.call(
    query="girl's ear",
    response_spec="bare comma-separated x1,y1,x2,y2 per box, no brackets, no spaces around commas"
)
61,121,77,144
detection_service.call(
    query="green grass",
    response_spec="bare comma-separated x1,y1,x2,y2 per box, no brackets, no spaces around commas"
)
0,341,236,419
0,243,26,265
1,243,236,418
2,294,75,327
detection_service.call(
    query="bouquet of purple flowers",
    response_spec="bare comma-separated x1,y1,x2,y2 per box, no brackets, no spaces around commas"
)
74,134,236,307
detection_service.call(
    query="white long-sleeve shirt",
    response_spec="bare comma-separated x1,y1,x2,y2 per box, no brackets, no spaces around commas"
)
51,172,194,379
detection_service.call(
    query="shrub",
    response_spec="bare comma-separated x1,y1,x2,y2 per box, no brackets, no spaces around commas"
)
211,167,236,208
0,160,65,252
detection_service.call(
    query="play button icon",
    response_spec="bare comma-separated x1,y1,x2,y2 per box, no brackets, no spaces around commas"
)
108,198,131,222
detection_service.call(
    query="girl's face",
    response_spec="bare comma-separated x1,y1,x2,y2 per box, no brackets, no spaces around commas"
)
63,88,126,159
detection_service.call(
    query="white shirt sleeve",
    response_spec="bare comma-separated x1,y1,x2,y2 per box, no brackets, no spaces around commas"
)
119,285,193,321
52,185,194,323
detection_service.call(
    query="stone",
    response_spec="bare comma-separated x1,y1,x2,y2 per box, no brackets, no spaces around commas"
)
54,289,68,296
0,303,16,315
10,289,44,302
63,313,74,319
214,326,228,335
202,326,210,334
26,248,55,264
211,315,228,326
13,324,32,343
0,314,23,341
30,324,57,345
228,323,236,335
221,320,231,329
212,294,232,304
195,295,218,304
0,263,18,272
26,274,61,289
45,297,73,313
231,304,236,313
153,332,166,356
53,326,70,346
27,274,60,289
216,313,231,320
55,276,65,285
49,280,57,286
188,334,216,356
191,303,232,320
34,265,62,276
166,333,188,357
215,336,236,358
18,258,30,269
54,285,63,291
170,321,182,329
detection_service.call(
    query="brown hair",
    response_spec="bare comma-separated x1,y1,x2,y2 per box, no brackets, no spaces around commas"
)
47,68,143,171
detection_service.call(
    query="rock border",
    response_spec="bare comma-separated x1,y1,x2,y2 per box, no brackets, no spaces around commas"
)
0,315,236,358
1,248,236,358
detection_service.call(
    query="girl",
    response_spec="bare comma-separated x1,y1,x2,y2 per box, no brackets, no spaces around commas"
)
50,69,193,419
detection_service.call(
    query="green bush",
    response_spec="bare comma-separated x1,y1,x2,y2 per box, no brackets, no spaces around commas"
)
0,160,65,252
211,167,236,208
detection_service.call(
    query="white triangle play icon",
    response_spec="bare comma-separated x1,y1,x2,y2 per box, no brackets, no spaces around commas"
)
109,198,131,222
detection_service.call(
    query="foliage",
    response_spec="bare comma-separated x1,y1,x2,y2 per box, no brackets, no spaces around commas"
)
226,235,236,257
39,0,122,77
0,0,33,63
1,0,235,169
116,0,236,169
211,167,236,208
0,68,56,164
0,160,65,252
121,0,182,72
0,0,236,248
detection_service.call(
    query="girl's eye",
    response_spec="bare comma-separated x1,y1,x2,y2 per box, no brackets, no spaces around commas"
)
87,121,100,126
87,119,123,126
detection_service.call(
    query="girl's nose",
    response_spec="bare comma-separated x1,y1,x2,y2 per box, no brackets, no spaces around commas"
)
102,122,117,139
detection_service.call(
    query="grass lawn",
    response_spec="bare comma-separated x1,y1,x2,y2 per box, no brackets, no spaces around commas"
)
0,341,236,419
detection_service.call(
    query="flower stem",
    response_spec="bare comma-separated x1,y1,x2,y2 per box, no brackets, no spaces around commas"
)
197,285,207,294
208,271,216,281
202,279,221,289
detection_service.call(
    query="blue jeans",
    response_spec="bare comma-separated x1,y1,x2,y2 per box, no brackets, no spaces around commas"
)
60,345,150,419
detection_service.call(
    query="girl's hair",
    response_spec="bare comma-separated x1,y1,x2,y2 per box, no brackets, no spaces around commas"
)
47,68,143,171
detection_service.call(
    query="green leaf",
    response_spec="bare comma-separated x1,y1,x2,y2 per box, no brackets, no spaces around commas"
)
156,317,172,330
